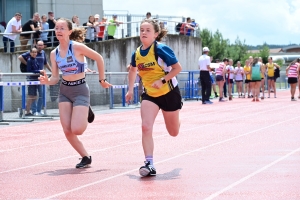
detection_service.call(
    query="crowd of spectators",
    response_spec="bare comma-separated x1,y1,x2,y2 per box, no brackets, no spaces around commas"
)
1,11,199,52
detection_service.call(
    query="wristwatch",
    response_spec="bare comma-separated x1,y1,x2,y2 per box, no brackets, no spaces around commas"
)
99,79,107,83
160,78,166,84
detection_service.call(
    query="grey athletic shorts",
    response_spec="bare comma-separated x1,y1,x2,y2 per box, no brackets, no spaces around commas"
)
59,78,90,107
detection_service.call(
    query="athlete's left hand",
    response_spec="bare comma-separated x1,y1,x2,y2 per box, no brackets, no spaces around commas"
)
151,79,163,89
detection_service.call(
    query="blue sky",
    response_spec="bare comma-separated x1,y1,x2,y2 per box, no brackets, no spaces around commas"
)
103,0,300,46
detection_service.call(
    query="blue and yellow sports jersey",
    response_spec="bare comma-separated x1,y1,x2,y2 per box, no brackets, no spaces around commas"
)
131,42,178,97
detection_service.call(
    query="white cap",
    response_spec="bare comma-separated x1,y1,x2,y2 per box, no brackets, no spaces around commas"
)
203,47,210,52
94,14,100,18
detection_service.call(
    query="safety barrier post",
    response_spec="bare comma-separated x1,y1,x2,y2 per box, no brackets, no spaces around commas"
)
122,87,126,107
109,86,114,109
21,85,26,118
42,84,47,115
0,85,7,124
109,83,139,109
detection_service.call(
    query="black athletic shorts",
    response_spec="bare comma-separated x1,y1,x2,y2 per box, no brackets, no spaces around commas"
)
141,86,182,111
216,75,224,82
288,77,298,84
245,79,250,84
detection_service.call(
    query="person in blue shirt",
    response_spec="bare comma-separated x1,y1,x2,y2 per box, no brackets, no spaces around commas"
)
25,47,44,116
18,40,52,115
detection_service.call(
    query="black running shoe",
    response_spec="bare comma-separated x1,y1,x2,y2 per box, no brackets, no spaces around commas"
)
76,156,92,168
139,161,156,177
88,106,95,123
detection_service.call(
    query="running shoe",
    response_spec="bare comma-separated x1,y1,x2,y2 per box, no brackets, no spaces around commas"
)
219,98,226,102
88,106,95,123
205,100,214,104
291,97,297,101
139,161,156,177
76,156,92,168
25,113,33,116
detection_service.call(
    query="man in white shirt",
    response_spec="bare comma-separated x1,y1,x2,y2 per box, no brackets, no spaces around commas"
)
2,13,22,52
198,47,213,104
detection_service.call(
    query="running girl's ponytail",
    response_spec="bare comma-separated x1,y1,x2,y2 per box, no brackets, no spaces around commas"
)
70,27,86,42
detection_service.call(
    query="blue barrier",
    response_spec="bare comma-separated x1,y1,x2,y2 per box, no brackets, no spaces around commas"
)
0,81,53,124
109,83,140,109
180,71,201,101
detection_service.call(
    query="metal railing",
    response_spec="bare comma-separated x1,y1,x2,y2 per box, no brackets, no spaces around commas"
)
0,18,200,52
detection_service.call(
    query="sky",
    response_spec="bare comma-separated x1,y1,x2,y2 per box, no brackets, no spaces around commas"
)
103,0,300,46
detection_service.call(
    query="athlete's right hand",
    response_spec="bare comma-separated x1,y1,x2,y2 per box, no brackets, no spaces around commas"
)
125,91,133,104
38,70,49,84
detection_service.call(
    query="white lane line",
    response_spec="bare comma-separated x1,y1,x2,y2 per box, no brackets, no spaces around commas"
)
204,147,300,200
42,116,300,199
0,104,296,174
0,102,292,153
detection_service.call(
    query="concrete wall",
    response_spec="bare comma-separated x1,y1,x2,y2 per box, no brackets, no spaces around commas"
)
36,0,104,25
0,35,201,111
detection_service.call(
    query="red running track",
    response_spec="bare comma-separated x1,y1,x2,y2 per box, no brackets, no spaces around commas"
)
0,90,300,200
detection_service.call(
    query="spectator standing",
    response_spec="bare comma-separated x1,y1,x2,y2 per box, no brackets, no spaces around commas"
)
179,17,195,36
226,59,234,100
82,15,96,43
19,12,41,51
199,47,213,104
72,15,80,28
266,57,280,98
234,61,244,97
0,23,5,33
25,47,44,116
107,14,123,40
97,17,107,41
40,14,50,47
145,12,152,19
94,14,102,41
286,58,300,101
18,40,52,115
2,13,22,53
250,57,263,102
47,11,58,47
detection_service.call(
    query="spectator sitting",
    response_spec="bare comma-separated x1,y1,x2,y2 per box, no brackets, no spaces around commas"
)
179,17,195,36
25,47,44,116
40,14,50,47
2,13,22,53
19,12,41,51
107,14,123,40
82,15,96,43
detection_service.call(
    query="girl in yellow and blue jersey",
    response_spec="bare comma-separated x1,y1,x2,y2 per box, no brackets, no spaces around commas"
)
126,19,182,177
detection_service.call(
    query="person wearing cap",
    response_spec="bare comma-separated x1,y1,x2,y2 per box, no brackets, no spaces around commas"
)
93,14,101,41
107,14,123,40
2,13,22,52
198,47,213,104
